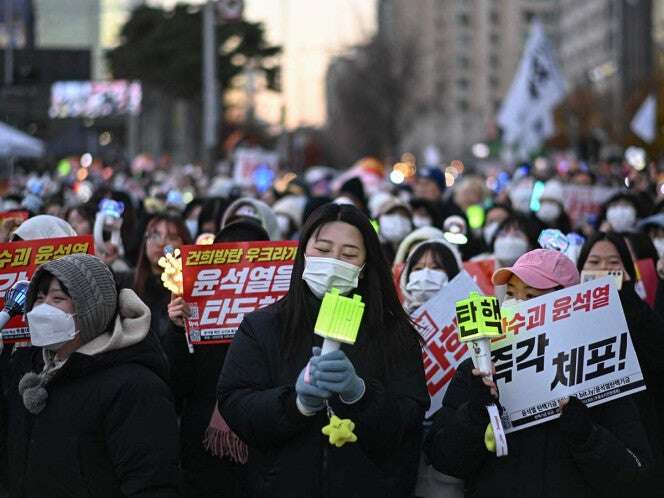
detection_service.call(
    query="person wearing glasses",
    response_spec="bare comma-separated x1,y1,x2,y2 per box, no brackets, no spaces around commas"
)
116,214,192,348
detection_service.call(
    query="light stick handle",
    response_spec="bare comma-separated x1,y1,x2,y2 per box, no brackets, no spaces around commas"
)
321,338,341,356
470,338,493,379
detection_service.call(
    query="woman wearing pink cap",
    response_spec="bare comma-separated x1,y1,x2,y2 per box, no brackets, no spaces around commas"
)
424,248,651,498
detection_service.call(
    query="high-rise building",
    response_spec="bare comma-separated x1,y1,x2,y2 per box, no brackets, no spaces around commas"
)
558,0,653,129
32,0,141,79
377,0,559,161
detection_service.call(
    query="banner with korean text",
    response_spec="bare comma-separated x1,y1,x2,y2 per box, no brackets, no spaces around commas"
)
182,240,297,345
0,235,94,343
411,271,479,418
493,277,644,433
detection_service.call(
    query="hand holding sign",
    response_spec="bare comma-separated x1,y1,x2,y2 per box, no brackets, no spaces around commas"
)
558,396,593,444
168,295,191,328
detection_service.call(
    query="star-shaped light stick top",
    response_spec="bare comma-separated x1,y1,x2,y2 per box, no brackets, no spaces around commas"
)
322,415,358,448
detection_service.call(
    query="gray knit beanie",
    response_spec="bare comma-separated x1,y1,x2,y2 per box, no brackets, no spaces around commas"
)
26,254,118,345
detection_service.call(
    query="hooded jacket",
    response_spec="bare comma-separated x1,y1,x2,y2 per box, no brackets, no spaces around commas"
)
399,238,463,313
4,289,180,498
217,300,429,498
221,198,280,241
13,215,77,240
393,227,447,269
425,358,652,498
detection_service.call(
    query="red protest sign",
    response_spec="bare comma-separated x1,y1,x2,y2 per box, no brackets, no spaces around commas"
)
0,210,29,222
635,258,658,308
463,259,495,295
181,240,297,344
0,235,94,343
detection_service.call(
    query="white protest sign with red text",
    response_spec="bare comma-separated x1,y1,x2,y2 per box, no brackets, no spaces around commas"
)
494,277,644,433
411,271,479,418
0,235,94,343
181,240,297,344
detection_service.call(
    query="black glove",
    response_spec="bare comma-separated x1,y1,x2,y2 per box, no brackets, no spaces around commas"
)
559,396,593,444
467,373,495,424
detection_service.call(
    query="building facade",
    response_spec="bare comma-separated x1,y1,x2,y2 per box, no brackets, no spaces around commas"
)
558,0,653,131
377,0,560,161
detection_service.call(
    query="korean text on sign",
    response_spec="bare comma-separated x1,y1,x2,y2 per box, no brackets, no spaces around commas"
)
181,241,298,345
411,272,480,418
492,277,644,433
0,236,94,343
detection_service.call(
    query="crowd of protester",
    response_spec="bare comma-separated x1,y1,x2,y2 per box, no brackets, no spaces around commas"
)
1,153,664,497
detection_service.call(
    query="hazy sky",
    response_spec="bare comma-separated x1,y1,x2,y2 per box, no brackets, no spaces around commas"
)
242,0,377,128
104,0,376,127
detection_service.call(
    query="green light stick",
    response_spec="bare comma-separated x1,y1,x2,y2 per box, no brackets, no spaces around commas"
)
314,288,365,354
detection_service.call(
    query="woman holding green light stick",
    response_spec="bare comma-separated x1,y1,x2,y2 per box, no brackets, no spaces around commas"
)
218,202,429,498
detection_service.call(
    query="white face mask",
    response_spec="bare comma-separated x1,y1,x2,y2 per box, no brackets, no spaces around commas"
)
501,297,524,308
380,214,412,243
536,202,561,223
406,268,448,305
27,303,78,350
302,256,363,298
653,238,664,259
483,222,499,246
606,205,636,233
494,235,529,265
413,215,432,228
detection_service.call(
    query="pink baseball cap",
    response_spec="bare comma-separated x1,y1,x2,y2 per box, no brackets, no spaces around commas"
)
492,249,580,289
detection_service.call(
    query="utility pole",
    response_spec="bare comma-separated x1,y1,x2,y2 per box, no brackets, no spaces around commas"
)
4,0,14,86
202,0,219,176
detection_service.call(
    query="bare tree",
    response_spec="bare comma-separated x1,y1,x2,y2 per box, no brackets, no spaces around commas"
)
324,34,418,167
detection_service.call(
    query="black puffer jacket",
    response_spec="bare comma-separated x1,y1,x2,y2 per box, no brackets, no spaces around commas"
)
217,301,429,498
4,292,180,498
424,359,652,498
163,323,241,498
619,284,664,493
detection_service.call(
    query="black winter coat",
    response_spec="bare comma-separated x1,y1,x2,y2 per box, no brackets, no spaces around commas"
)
163,323,241,498
619,284,664,493
217,301,429,498
424,359,652,498
4,332,180,498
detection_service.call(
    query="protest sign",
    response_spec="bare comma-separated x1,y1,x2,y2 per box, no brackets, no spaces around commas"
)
233,147,279,190
0,235,94,343
493,277,644,433
463,259,495,295
411,271,480,417
561,184,617,226
182,240,297,344
0,210,28,222
635,259,657,308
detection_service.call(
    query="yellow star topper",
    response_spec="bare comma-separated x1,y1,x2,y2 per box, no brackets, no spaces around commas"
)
322,415,358,448
158,248,183,295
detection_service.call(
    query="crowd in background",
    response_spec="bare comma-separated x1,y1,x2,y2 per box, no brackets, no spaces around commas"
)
1,153,664,498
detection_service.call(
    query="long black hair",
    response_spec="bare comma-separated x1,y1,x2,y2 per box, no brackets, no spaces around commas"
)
280,203,419,364
133,213,192,298
576,231,637,282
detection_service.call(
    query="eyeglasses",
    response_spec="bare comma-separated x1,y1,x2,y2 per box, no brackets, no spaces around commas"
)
146,232,182,245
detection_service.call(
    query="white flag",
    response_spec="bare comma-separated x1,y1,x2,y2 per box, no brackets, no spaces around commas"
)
498,20,566,153
630,95,656,143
